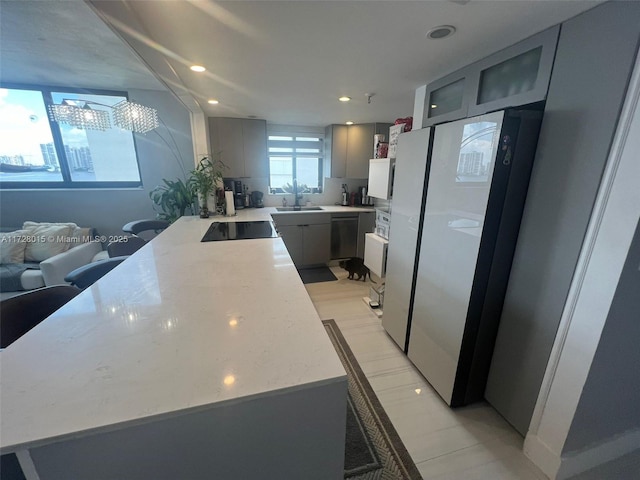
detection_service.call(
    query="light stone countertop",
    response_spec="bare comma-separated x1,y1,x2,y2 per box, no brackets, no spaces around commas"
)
0,213,348,453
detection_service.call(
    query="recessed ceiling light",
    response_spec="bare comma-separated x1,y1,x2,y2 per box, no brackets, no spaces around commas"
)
346,121,354,125
426,25,456,39
190,65,206,72
338,96,351,102
207,99,219,105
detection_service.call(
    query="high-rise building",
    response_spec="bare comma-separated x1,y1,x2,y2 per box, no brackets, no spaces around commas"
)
40,143,58,167
457,151,484,176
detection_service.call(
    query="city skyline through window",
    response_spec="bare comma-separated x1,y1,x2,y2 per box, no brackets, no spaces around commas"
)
0,86,142,188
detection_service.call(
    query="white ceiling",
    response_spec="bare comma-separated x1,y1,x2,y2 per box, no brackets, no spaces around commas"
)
1,0,601,127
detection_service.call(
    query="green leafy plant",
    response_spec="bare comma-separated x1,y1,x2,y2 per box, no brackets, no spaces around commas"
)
149,177,196,223
150,155,226,222
189,156,225,211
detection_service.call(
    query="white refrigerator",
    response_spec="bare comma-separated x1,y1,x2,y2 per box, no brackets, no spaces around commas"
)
381,127,432,350
383,109,543,407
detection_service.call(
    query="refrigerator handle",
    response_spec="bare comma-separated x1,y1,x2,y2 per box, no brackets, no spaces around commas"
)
499,134,513,166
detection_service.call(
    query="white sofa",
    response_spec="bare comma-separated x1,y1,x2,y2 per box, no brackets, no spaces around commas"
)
0,222,104,300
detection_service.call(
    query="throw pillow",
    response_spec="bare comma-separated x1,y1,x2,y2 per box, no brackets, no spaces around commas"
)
23,224,74,262
0,229,29,264
22,221,89,249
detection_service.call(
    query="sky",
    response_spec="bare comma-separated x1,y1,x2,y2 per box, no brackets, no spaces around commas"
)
0,88,119,165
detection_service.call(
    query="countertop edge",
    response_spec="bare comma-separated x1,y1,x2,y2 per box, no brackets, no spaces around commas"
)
0,373,347,454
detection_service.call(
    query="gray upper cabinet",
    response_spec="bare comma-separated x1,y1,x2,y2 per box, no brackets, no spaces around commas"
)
467,25,559,117
423,25,559,126
424,72,474,126
208,117,268,178
325,124,348,178
324,123,391,178
345,123,374,178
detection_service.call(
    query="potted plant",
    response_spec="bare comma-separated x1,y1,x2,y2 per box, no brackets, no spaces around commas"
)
189,156,225,218
149,178,196,223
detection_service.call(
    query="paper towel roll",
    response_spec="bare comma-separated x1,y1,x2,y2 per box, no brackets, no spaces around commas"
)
374,134,385,158
225,190,235,216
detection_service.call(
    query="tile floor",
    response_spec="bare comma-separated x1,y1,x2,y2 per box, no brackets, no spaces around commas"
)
305,267,548,480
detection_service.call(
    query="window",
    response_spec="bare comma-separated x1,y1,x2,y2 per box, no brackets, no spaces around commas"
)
0,85,143,188
268,130,323,194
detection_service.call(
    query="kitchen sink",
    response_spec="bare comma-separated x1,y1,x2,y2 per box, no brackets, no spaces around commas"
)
276,206,323,212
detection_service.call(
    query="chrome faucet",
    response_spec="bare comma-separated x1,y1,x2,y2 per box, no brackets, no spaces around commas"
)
293,179,303,209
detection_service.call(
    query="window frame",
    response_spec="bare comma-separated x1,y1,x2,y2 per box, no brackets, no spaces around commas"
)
267,128,324,194
0,83,144,190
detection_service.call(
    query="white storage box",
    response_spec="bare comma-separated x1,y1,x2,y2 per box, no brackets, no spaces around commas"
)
367,158,395,200
364,233,389,278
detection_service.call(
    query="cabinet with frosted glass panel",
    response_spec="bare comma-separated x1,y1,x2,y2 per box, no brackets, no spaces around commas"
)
424,25,559,127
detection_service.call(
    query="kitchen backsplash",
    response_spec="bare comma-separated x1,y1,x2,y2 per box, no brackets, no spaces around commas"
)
237,177,371,207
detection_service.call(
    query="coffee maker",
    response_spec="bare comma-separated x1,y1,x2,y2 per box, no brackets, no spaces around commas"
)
233,180,244,210
251,190,264,208
223,179,245,210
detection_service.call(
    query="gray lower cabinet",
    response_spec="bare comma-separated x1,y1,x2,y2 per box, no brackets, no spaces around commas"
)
357,212,375,258
303,224,331,266
272,213,331,267
277,225,305,266
273,211,373,266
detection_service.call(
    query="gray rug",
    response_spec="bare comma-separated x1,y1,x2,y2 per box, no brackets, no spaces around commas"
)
323,319,423,479
297,266,338,284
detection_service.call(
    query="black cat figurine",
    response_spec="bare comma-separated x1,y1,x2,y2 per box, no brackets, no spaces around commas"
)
339,257,371,282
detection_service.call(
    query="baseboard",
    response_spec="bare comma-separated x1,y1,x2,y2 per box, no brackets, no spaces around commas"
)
526,429,640,479
556,429,640,479
524,433,562,479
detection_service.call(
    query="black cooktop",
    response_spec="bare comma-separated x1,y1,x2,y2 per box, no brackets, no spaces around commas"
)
201,221,278,242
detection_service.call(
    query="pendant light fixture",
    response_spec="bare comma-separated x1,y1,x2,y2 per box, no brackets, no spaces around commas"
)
48,99,159,133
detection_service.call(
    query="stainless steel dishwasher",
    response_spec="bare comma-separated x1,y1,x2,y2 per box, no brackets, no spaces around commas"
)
331,214,359,259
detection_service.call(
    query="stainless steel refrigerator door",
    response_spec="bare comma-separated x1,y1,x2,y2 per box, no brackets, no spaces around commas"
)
407,111,504,404
381,128,432,350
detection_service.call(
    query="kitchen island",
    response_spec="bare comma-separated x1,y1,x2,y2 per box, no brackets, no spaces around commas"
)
0,215,348,479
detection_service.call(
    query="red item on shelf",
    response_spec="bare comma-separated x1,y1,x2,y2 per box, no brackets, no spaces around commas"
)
377,142,389,159
395,117,413,132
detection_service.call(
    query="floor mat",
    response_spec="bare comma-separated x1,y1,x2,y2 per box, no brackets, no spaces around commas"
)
323,319,423,479
297,266,338,284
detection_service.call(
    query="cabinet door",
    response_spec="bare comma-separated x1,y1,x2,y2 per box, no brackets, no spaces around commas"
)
331,125,348,178
346,124,375,178
277,225,304,266
357,212,375,257
424,74,472,127
303,224,331,266
467,25,559,117
242,119,268,178
209,117,245,177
